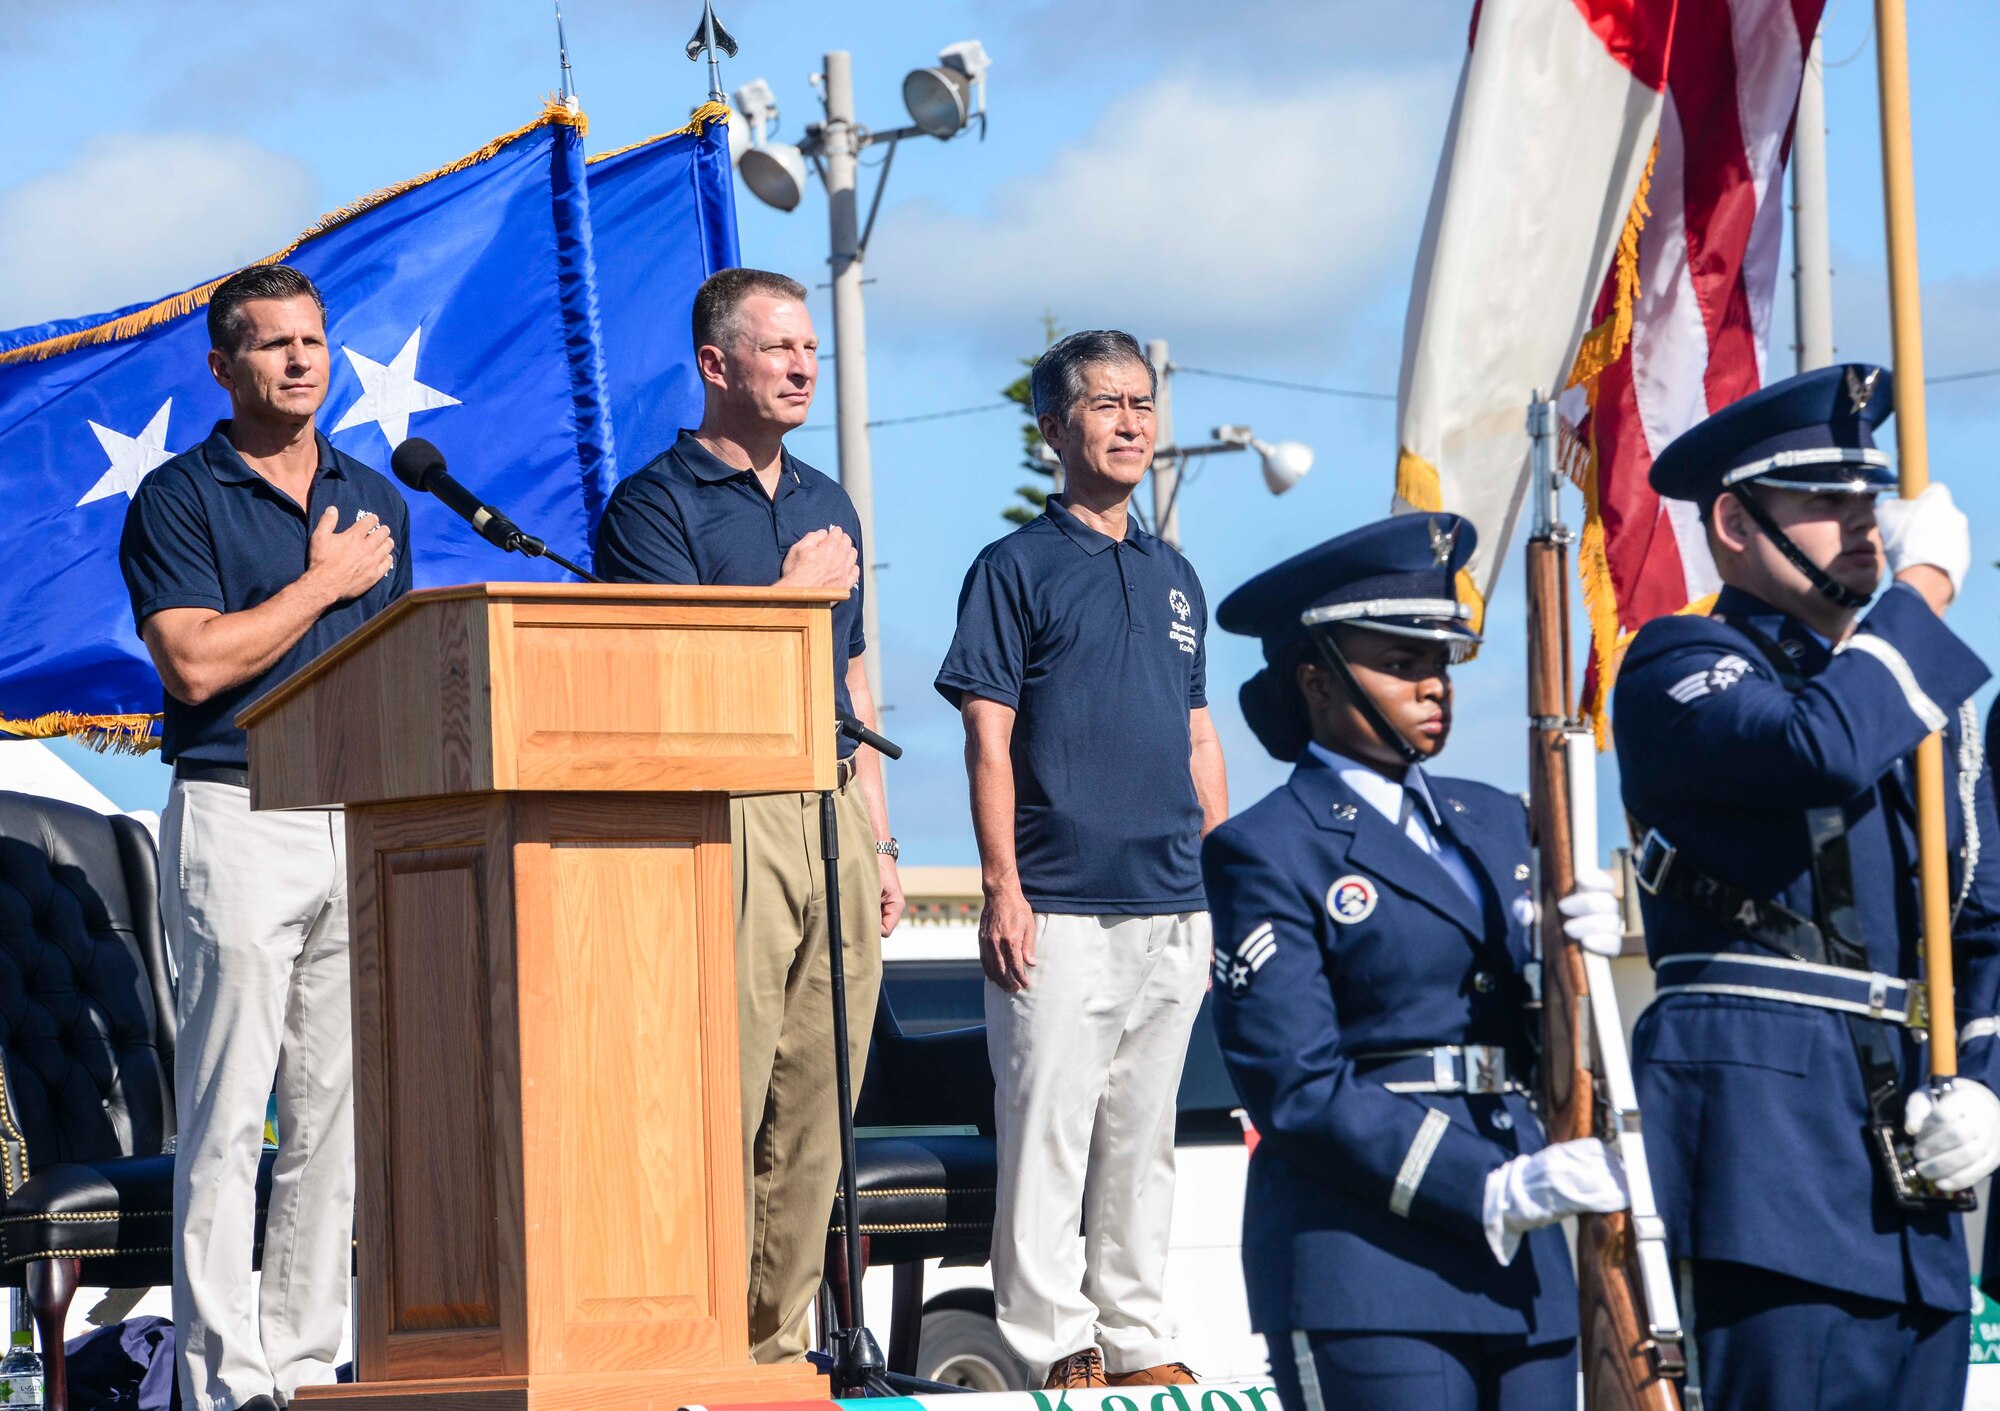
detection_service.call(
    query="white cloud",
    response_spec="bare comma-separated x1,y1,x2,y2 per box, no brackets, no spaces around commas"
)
0,133,316,330
865,66,1454,357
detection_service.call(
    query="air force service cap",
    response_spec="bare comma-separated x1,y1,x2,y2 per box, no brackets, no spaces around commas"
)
1649,362,1897,507
1217,513,1481,661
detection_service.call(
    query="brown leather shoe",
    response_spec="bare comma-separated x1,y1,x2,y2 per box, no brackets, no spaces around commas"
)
1043,1348,1108,1389
1106,1362,1199,1386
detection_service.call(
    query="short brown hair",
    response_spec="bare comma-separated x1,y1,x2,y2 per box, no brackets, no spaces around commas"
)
207,264,327,353
692,267,808,352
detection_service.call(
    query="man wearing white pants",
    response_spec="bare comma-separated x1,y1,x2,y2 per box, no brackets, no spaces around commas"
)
120,265,409,1411
937,331,1228,1390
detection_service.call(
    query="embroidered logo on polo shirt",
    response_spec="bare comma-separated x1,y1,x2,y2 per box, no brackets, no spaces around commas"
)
1327,875,1378,924
1167,587,1198,655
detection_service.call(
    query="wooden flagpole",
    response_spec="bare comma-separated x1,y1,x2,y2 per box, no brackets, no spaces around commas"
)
1872,0,1958,1076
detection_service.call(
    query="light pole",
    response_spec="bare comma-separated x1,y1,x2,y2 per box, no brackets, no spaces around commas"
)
1142,338,1314,550
733,42,991,708
1791,29,1834,372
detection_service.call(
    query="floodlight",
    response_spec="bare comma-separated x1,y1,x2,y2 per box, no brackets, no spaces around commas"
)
903,39,990,138
1254,438,1314,495
726,107,752,166
733,78,780,142
740,142,808,210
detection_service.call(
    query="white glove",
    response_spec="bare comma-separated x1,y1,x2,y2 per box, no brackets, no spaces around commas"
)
1482,1137,1629,1265
1558,868,1623,958
1878,483,1970,596
1904,1079,2000,1193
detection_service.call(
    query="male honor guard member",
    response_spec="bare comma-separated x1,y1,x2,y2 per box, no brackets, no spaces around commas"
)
1614,363,2000,1411
1202,515,1628,1411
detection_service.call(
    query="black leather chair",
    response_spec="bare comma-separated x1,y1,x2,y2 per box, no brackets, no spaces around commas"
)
827,988,996,1376
0,790,274,1410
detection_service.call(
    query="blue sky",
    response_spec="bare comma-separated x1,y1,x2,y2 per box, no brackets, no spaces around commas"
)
9,0,2000,864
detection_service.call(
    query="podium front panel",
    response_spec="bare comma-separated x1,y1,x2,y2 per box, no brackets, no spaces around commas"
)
498,601,835,794
349,793,745,1383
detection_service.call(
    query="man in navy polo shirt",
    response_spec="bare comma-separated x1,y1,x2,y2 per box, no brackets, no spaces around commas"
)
119,264,409,1411
594,267,903,1364
936,329,1228,1390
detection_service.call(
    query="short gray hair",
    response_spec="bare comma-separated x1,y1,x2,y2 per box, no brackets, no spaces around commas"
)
1029,329,1155,427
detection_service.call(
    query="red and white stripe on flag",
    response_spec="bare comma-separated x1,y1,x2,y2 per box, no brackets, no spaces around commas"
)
1393,0,1676,628
1564,0,1827,732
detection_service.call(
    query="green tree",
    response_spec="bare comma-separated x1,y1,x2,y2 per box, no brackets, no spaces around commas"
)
1002,314,1063,526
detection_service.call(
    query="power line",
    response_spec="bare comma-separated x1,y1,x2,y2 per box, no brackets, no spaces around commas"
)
1928,366,2000,387
792,400,1015,432
1171,366,1396,403
786,360,2000,439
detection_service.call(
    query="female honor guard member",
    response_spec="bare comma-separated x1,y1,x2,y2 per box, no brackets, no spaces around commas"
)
1615,364,2000,1411
1201,514,1628,1411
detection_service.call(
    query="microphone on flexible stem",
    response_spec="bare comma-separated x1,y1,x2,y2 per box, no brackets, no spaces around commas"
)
837,711,901,760
390,437,602,583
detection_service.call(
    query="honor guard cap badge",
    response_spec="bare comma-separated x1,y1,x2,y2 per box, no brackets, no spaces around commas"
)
1846,366,1881,414
1327,875,1378,924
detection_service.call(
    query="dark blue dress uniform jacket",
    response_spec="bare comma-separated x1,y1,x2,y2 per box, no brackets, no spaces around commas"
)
1202,753,1577,1342
1614,581,2000,1313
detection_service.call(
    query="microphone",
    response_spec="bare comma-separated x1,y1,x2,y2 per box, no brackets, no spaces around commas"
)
391,437,600,582
837,711,902,760
391,437,532,553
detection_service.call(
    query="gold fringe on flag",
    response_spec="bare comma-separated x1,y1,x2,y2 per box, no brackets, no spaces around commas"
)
588,101,730,166
0,97,591,370
0,713,161,756
1393,446,1487,643
1561,139,1683,745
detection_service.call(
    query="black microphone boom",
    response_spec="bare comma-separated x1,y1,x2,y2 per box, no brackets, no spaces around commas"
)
390,437,601,582
837,711,902,760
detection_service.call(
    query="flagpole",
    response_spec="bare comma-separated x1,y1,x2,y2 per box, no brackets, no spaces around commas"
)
1872,0,1957,1077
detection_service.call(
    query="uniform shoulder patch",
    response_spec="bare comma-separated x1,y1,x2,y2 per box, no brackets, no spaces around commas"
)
1666,653,1750,704
1326,875,1379,924
1215,920,1279,996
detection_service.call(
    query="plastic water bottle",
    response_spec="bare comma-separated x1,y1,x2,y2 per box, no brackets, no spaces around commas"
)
0,1329,42,1408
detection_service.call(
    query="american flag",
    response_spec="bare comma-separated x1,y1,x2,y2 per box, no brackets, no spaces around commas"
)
1563,0,1828,727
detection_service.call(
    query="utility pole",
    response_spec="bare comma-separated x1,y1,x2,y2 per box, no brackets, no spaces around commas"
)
1791,29,1834,372
1147,339,1179,549
821,51,882,708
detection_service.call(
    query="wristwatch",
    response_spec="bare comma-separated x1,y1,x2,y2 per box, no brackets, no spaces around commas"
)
875,838,900,861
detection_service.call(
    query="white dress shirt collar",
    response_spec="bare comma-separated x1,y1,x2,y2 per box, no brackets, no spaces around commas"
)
1305,740,1444,829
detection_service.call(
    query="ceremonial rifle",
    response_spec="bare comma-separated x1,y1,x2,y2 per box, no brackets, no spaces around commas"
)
1524,396,1685,1410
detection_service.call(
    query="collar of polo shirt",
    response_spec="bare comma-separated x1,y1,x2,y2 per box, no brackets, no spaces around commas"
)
673,429,803,487
1044,494,1155,556
202,423,345,485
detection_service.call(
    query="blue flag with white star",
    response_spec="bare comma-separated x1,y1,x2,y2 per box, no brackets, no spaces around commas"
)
587,104,739,469
0,102,621,744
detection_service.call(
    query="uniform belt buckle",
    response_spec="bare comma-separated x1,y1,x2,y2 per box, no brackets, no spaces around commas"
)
1432,1049,1457,1090
1465,1045,1507,1094
1633,831,1676,895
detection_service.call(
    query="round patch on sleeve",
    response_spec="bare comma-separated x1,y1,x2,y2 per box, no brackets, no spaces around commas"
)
1326,875,1379,924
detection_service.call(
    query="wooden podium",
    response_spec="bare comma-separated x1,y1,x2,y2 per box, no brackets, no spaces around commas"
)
238,584,842,1411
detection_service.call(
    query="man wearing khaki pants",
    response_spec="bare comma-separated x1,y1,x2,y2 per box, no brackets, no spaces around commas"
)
936,330,1228,1390
594,267,903,1362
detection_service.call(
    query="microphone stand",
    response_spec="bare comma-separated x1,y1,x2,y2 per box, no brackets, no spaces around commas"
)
812,713,968,1398
496,529,602,585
